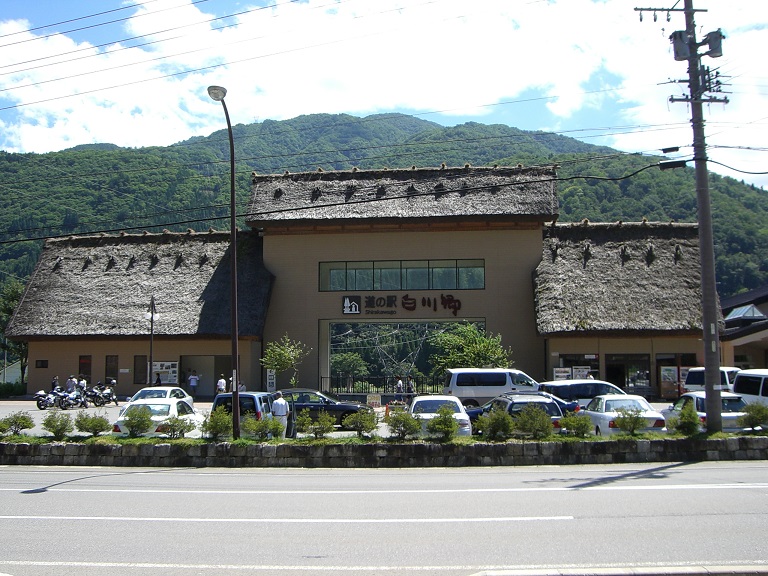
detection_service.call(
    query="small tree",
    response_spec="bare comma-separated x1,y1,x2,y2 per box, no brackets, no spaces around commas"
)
514,404,553,439
157,416,196,439
476,408,515,441
427,322,513,379
384,407,421,440
42,410,74,441
123,405,154,438
241,415,284,440
261,334,311,387
558,412,593,438
342,410,378,438
613,407,647,435
202,406,233,442
670,401,702,436
425,403,460,441
738,403,768,431
75,410,112,437
1,411,35,435
307,411,336,439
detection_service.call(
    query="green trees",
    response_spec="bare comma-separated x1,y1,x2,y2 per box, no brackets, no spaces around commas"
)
261,334,311,387
427,322,513,378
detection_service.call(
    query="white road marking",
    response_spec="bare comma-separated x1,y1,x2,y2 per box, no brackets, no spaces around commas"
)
0,515,572,523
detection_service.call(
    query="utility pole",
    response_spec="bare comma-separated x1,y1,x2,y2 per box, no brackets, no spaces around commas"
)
637,1,728,431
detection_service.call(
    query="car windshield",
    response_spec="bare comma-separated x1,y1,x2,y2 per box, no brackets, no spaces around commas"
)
605,398,648,412
130,404,170,417
510,402,560,417
722,397,747,412
412,400,460,414
132,389,168,401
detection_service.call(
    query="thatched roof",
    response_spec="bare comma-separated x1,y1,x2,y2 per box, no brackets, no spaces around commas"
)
6,230,273,339
246,166,558,227
534,221,705,335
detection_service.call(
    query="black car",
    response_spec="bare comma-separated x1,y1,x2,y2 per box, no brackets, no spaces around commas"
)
279,388,373,427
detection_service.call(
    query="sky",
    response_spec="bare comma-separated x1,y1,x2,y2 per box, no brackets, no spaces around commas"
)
0,0,766,187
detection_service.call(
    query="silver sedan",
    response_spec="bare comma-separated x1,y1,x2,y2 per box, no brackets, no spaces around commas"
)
662,391,750,433
583,394,666,436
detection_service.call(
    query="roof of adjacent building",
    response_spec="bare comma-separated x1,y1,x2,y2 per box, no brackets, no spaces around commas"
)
5,230,273,340
246,165,559,228
534,221,705,335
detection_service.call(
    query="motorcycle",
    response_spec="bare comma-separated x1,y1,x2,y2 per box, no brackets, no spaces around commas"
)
34,387,66,410
85,385,105,407
59,386,89,410
95,380,119,406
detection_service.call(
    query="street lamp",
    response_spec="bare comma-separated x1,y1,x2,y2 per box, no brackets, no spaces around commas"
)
207,85,240,438
145,296,157,386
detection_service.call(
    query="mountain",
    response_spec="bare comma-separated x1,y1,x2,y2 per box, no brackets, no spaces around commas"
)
0,113,765,298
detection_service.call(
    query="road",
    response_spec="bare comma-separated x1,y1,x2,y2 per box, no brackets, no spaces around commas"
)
0,462,767,576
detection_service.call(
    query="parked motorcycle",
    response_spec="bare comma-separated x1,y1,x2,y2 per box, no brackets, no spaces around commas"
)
59,386,89,410
34,387,66,410
95,380,119,406
85,386,105,407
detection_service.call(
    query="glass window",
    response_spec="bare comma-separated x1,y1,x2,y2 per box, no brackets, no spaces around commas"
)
430,260,457,289
402,261,429,290
374,261,401,290
320,262,347,291
79,355,92,382
347,262,373,291
734,376,762,396
458,260,485,289
105,355,118,382
134,356,147,385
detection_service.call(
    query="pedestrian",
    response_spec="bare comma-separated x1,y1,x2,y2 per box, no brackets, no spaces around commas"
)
50,375,59,391
155,372,162,385
272,391,289,439
78,375,87,390
238,381,246,392
395,375,404,402
187,370,200,399
65,375,77,392
406,376,415,403
216,374,227,396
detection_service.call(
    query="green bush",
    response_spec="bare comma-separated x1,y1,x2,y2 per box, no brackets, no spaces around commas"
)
671,401,702,436
558,411,593,438
514,404,554,439
426,403,459,441
0,418,10,435
42,410,74,440
0,382,25,398
613,407,647,435
241,415,284,440
1,411,35,435
202,406,233,442
307,410,336,439
738,403,768,431
342,410,378,438
295,408,313,434
75,410,112,437
123,405,154,438
384,407,421,440
476,408,515,441
157,416,196,439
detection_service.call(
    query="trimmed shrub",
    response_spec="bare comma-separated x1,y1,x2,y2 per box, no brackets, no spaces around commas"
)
342,410,378,438
1,411,35,435
384,407,421,441
42,410,74,440
241,416,284,440
307,410,336,439
75,410,112,437
670,401,702,435
476,408,515,441
202,406,232,442
123,405,154,438
738,403,768,431
514,404,554,439
426,403,459,441
157,416,196,439
613,407,647,435
558,412,593,438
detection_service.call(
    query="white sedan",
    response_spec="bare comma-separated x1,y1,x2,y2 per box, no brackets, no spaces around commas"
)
662,391,751,433
112,398,205,438
408,395,472,437
583,394,666,436
119,386,194,416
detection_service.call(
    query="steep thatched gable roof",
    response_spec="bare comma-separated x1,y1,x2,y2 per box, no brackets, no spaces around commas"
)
534,221,704,335
6,230,273,339
246,166,558,227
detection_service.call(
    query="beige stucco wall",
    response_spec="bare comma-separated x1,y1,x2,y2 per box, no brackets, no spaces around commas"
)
261,227,546,386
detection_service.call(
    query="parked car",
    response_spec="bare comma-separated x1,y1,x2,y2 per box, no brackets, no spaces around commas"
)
278,388,373,427
661,391,751,433
683,367,740,393
582,394,666,436
481,392,564,432
211,391,295,438
408,395,472,437
120,386,194,416
731,369,768,406
111,398,205,438
442,368,538,407
537,379,626,407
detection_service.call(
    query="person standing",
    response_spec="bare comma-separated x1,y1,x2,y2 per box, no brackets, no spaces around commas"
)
272,391,290,439
155,372,162,385
406,376,415,403
395,376,404,402
216,374,227,396
187,370,200,399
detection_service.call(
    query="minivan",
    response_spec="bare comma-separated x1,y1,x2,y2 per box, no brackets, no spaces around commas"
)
731,369,768,406
536,379,626,407
442,368,538,407
210,391,296,437
683,367,740,393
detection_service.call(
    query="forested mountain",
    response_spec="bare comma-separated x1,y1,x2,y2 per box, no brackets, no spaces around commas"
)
0,113,765,298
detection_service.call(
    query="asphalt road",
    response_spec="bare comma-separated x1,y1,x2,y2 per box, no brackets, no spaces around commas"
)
1,462,767,576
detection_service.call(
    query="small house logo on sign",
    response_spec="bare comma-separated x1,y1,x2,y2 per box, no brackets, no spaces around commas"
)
343,296,361,314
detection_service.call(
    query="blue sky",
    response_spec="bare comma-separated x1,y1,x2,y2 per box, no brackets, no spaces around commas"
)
0,0,766,186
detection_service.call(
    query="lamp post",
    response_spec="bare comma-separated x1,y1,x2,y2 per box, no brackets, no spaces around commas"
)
145,296,157,386
207,85,240,439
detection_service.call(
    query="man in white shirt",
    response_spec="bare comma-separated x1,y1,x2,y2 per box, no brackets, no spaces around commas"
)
216,374,227,396
272,391,290,439
187,370,200,399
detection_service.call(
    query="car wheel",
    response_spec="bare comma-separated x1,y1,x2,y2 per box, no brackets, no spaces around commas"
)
463,400,479,408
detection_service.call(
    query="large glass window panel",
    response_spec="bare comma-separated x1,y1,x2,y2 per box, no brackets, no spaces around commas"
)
374,261,401,290
320,262,347,291
348,262,373,290
402,261,429,290
458,259,485,289
430,260,457,289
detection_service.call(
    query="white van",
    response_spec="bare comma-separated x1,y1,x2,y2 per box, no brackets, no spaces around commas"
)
731,369,768,406
442,368,538,407
683,367,741,392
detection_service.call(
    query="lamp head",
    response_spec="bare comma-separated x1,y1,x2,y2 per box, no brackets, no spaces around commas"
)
207,85,227,102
